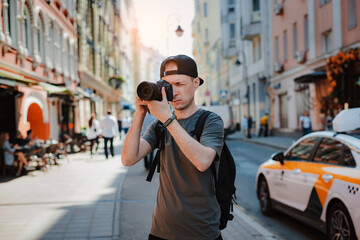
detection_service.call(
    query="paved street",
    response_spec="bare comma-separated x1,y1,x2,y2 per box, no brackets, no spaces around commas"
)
0,139,126,240
0,136,280,240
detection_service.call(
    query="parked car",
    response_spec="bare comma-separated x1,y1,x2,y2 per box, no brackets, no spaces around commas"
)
256,108,360,240
200,105,236,137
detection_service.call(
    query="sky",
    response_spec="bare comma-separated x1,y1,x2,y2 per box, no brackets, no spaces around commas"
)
133,0,195,57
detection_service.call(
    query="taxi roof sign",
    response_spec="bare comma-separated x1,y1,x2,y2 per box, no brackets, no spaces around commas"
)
332,107,360,132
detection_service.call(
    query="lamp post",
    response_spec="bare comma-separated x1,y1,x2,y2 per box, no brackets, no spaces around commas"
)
166,13,184,55
235,50,251,138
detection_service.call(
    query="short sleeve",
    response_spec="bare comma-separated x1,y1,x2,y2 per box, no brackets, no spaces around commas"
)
199,112,224,158
141,120,158,150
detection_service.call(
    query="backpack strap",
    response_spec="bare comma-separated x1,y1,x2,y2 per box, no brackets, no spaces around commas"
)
190,110,212,141
146,120,166,182
190,111,218,184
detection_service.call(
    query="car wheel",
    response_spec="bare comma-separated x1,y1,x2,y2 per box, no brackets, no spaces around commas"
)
258,176,273,215
327,202,357,240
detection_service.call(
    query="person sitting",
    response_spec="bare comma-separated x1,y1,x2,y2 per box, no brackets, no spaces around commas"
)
0,132,30,177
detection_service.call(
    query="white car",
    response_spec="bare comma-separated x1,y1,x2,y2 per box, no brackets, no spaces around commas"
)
256,108,360,240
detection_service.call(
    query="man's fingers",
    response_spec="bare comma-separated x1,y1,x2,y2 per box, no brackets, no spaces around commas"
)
161,87,167,102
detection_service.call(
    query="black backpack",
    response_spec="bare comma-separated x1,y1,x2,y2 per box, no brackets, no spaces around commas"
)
146,110,237,230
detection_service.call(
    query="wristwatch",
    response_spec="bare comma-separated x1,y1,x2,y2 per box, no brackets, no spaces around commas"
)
163,114,177,127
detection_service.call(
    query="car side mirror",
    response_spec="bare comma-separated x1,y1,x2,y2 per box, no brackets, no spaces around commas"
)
271,152,284,165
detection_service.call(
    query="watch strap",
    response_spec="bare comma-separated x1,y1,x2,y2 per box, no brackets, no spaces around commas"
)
163,114,177,127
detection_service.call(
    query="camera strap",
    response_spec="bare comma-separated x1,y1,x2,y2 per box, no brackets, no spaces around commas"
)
146,121,166,182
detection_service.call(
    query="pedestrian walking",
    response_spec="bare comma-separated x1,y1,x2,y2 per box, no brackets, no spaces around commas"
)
141,113,156,170
100,110,118,159
241,115,248,136
325,109,333,131
87,113,101,157
299,110,311,136
247,115,252,138
122,54,224,240
258,113,269,137
117,113,123,140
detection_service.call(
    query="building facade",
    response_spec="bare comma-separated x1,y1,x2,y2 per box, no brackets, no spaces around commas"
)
270,0,360,137
192,0,232,107
0,0,78,141
219,0,272,129
76,0,138,129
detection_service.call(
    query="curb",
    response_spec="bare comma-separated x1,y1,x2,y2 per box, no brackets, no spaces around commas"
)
227,136,288,151
233,205,280,240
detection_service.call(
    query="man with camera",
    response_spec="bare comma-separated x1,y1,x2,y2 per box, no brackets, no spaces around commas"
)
121,54,224,240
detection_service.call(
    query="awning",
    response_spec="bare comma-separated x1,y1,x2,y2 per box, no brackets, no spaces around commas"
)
0,69,38,85
121,101,133,111
39,82,74,97
75,87,96,101
294,71,326,83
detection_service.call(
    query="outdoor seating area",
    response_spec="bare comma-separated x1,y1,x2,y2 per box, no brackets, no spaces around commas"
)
0,137,80,178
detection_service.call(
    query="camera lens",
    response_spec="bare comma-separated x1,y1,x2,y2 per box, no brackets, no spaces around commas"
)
137,82,156,100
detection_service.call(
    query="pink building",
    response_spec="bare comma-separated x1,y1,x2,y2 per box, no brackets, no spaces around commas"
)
0,0,78,141
270,0,360,137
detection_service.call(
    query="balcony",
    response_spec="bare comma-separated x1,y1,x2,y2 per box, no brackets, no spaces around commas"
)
221,11,236,24
242,21,261,40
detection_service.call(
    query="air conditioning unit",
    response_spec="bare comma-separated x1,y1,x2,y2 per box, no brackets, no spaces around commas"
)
274,62,284,73
274,3,284,15
295,51,306,64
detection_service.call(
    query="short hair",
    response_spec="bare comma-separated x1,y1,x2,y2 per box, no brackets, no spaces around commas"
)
107,110,112,115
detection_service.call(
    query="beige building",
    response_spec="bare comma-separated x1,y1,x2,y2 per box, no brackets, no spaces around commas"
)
192,0,232,107
76,0,138,128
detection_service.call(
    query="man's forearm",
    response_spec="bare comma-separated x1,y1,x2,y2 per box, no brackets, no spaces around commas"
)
166,120,216,172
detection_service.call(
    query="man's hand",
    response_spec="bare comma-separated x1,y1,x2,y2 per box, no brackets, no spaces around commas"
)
135,97,148,118
145,87,172,123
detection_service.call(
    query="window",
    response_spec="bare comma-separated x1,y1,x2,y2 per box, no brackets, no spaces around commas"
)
314,138,341,165
205,28,209,45
204,2,208,17
343,145,356,167
24,6,33,56
275,36,279,62
228,0,235,13
283,30,288,61
304,15,309,51
229,23,235,39
293,23,298,57
38,17,46,62
8,0,19,48
253,0,260,11
320,0,331,6
322,30,332,54
252,36,261,62
347,0,357,29
285,137,319,161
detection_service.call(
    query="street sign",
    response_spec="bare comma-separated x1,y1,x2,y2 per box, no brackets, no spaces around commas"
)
219,89,228,99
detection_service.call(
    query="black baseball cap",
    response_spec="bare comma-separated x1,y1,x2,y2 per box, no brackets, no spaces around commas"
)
160,54,204,85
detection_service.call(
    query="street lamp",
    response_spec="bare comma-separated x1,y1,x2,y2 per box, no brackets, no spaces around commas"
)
166,13,184,55
235,50,251,138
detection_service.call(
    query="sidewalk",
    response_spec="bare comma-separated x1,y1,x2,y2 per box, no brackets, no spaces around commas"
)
0,138,126,240
119,157,279,240
227,131,298,151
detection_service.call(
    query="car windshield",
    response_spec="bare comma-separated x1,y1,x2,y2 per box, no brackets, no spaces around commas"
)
348,131,360,139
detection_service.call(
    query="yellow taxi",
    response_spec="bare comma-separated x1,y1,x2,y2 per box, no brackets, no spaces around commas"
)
256,108,360,240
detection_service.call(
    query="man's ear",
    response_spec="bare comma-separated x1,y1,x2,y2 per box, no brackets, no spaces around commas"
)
194,77,200,88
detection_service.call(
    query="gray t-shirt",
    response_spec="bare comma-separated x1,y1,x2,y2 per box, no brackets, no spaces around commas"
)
142,108,224,240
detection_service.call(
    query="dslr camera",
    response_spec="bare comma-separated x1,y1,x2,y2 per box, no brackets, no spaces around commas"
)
137,80,173,101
